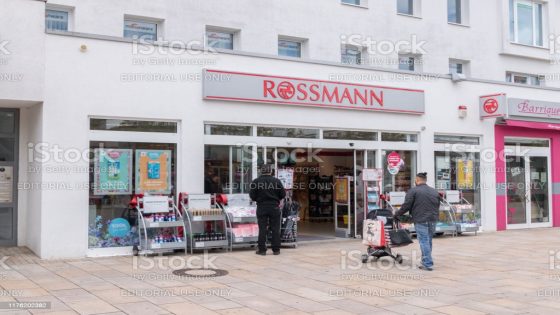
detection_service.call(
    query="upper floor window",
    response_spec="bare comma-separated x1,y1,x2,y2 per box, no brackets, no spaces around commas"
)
46,9,69,32
207,30,234,50
449,59,469,76
506,71,543,86
397,0,414,15
509,0,544,47
398,54,421,72
278,38,303,58
124,19,158,41
341,45,363,65
448,0,462,24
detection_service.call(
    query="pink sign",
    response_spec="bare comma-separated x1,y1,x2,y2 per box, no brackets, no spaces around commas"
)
387,152,401,168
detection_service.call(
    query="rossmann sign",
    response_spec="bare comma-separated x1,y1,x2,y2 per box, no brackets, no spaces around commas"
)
203,70,425,114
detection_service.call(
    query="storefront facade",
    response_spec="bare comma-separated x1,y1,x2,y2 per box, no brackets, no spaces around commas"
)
3,0,560,258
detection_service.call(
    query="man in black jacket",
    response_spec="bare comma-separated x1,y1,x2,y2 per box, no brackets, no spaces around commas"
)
395,172,441,271
249,164,286,256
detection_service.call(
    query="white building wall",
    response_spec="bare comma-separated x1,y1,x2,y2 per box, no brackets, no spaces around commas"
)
45,0,560,86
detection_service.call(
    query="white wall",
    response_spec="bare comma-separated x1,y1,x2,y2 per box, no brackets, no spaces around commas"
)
45,0,560,87
0,0,45,104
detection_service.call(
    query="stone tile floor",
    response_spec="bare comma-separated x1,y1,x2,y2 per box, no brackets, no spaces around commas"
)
1,228,560,314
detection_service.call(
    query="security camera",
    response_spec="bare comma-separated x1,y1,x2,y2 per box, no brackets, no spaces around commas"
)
349,143,355,147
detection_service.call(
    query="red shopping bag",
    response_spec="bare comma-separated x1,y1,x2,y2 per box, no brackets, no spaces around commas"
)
362,219,386,247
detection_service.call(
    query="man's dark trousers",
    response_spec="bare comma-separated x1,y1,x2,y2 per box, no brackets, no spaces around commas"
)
257,206,281,253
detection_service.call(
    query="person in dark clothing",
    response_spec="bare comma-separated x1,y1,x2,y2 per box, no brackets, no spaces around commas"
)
395,172,441,271
249,164,286,256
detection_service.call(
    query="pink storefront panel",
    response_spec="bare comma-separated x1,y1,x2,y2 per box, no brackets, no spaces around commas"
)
494,123,560,231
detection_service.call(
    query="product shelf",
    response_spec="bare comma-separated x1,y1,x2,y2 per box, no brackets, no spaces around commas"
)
135,195,187,256
182,194,229,254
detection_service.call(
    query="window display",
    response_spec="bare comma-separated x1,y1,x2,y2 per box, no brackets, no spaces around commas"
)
88,142,176,249
382,150,416,192
434,151,481,225
204,145,253,194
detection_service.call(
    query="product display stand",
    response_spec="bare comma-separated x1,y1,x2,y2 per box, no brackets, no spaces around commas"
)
181,194,229,254
135,195,187,256
279,194,299,248
362,169,383,218
387,191,414,233
217,194,259,250
444,190,479,235
437,195,458,236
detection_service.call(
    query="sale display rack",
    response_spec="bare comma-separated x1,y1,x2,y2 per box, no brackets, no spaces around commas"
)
443,190,479,235
436,201,458,236
216,194,259,250
181,194,229,254
134,195,187,256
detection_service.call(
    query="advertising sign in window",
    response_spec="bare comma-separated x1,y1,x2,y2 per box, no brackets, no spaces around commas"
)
93,149,133,195
135,150,172,194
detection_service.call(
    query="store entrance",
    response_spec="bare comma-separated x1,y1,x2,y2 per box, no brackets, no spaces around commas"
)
0,109,18,247
505,139,552,229
269,148,359,240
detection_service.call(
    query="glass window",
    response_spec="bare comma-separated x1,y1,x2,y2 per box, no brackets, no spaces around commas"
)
257,127,319,139
124,19,158,41
434,151,481,225
278,40,302,58
0,138,15,162
88,141,177,248
505,137,549,147
204,124,252,136
381,132,418,142
0,111,15,135
207,31,234,50
506,72,543,86
46,9,69,32
90,119,177,133
341,45,362,65
397,0,414,15
449,62,463,74
323,130,377,141
434,134,480,145
448,0,462,24
204,145,253,194
342,0,361,4
510,0,544,46
383,150,417,192
398,55,415,71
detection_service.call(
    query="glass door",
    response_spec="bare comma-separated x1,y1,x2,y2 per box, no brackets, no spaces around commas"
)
0,109,18,246
506,143,552,229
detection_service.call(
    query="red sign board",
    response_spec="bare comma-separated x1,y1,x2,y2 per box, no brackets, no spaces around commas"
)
387,152,401,168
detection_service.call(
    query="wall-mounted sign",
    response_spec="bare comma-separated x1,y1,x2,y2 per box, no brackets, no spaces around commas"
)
203,69,425,114
508,98,560,121
94,149,133,195
0,166,13,203
335,177,350,204
136,150,172,194
387,151,402,175
479,93,506,119
277,168,294,190
362,169,383,182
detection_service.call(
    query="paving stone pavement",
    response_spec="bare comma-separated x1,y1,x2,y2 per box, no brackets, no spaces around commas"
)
1,228,560,314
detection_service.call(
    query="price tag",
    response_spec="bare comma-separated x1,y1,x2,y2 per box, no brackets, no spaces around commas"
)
233,218,241,223
193,216,202,221
195,242,204,247
152,244,161,249
235,237,243,242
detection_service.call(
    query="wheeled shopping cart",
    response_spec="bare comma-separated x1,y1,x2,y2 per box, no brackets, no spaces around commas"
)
361,209,405,264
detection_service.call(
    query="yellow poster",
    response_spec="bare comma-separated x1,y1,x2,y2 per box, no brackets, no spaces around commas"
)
135,150,172,194
335,177,349,204
457,159,474,190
